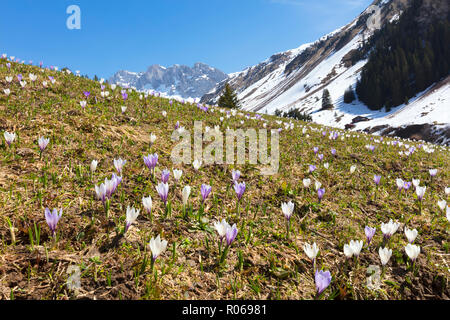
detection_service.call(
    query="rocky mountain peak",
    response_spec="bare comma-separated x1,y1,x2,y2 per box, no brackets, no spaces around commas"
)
109,63,228,99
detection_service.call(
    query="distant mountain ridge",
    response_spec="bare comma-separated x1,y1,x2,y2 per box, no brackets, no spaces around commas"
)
109,62,228,99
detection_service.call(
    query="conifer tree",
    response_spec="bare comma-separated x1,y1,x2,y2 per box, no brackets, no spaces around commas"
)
218,83,240,109
321,89,333,109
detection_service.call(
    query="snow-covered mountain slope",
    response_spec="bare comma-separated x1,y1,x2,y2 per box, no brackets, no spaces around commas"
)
109,63,228,99
202,0,398,108
201,0,450,144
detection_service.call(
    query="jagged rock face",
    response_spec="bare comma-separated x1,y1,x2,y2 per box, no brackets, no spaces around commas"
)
109,62,228,98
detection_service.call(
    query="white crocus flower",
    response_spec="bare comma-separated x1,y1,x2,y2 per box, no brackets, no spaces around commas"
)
437,200,447,212
214,219,230,239
378,247,392,266
396,178,404,190
303,242,319,261
5,76,12,83
343,243,354,258
381,219,400,238
148,235,168,261
90,160,98,173
303,178,311,188
314,181,322,191
350,165,356,174
4,131,16,146
323,162,329,170
142,196,152,214
416,186,426,200
192,159,202,171
149,133,157,144
349,240,363,257
281,201,294,220
80,100,87,108
173,169,182,181
412,179,420,188
445,187,450,195
121,106,127,113
182,186,191,206
125,206,140,232
404,227,418,243
3,88,10,96
405,243,420,261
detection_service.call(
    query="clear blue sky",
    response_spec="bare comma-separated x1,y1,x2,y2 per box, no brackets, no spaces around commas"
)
0,0,373,79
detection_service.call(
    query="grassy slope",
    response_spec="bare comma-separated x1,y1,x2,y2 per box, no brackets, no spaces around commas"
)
0,60,449,300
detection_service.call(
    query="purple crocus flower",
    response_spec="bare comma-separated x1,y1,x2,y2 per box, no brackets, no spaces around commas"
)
200,184,212,203
317,188,325,203
315,269,331,295
174,121,180,130
143,153,159,173
331,148,336,156
317,154,324,161
105,174,122,198
95,183,107,205
169,100,173,106
83,91,90,98
113,158,126,175
309,165,317,173
122,92,128,101
38,137,50,152
45,208,62,236
17,74,22,82
365,226,376,245
373,175,381,185
313,147,319,154
161,169,170,183
156,182,169,205
403,181,412,191
225,224,238,246
233,181,246,201
231,169,241,182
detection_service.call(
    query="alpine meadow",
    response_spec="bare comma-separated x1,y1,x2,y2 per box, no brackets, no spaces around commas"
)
0,0,449,302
